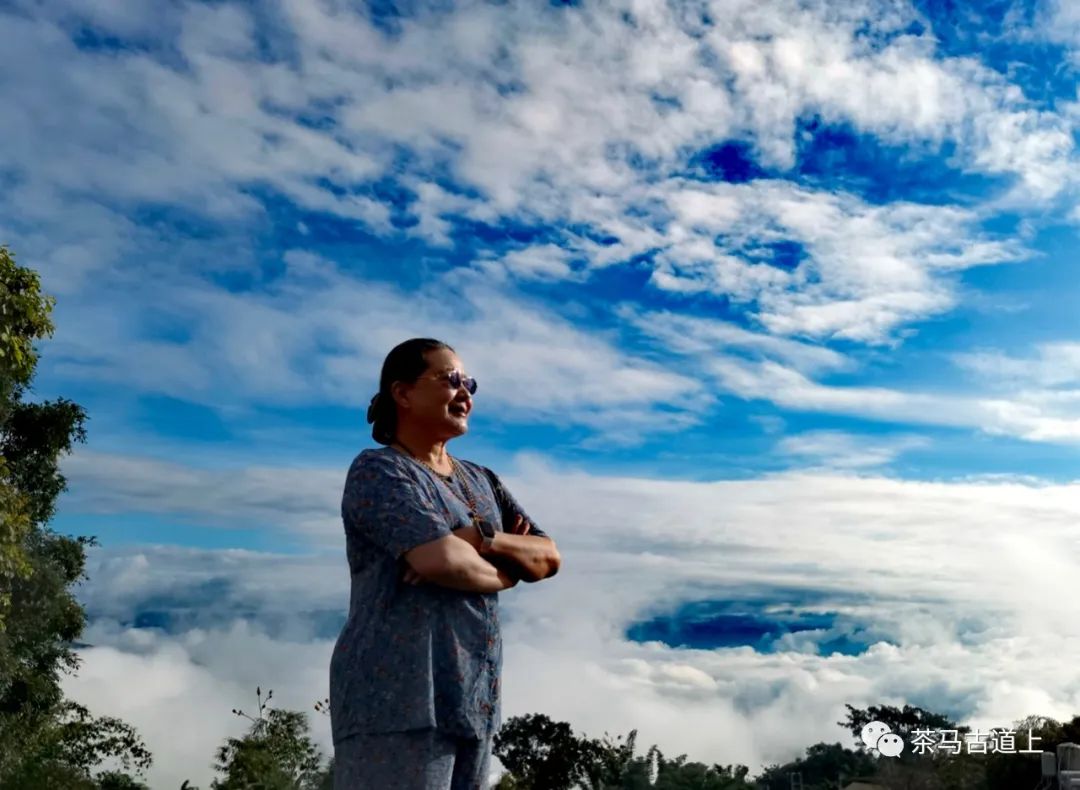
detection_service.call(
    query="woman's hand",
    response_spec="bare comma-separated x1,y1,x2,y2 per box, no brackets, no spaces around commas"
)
453,515,531,550
402,518,526,584
451,524,483,550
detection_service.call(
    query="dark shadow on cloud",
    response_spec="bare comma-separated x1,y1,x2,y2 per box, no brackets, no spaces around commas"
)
452,218,552,248
626,598,888,656
86,575,347,641
793,117,1002,206
364,0,408,37
759,240,806,271
71,27,147,55
365,0,515,37
129,203,228,243
684,123,1006,207
118,607,346,641
290,105,340,133
690,141,769,184
564,223,620,247
605,141,664,176
651,93,683,114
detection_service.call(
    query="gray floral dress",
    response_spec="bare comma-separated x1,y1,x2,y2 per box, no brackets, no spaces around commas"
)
329,446,546,774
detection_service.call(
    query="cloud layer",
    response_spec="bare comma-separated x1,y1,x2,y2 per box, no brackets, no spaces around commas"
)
6,0,1080,453
8,2,1079,787
65,452,1080,788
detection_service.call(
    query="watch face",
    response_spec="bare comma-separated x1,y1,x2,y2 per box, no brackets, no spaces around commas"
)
478,518,497,538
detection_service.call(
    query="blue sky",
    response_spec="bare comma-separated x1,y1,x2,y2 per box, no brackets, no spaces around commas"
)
4,0,1080,785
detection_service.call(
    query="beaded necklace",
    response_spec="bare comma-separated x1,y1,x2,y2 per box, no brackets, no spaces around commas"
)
392,442,481,528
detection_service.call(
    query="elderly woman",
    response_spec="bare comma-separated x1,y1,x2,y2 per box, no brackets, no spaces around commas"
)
330,338,561,790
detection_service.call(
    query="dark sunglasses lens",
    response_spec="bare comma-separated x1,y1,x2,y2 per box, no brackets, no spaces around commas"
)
447,371,477,394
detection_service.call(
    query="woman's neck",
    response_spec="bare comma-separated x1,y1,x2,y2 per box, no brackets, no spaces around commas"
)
392,429,451,472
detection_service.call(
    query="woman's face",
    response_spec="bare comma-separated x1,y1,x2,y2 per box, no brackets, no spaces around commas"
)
394,348,473,439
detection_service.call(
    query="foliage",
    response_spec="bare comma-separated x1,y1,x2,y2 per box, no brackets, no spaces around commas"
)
492,705,1080,790
757,741,878,790
493,712,599,789
840,703,964,760
0,245,57,630
211,689,330,790
0,698,151,788
982,714,1080,790
0,246,55,393
643,751,753,789
494,714,754,790
577,728,643,789
0,246,150,787
96,771,151,789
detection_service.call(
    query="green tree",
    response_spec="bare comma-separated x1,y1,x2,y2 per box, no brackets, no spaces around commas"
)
983,713,1080,790
212,688,329,790
756,741,878,790
0,244,56,630
840,703,964,759
579,733,754,790
0,246,152,787
577,728,641,789
494,713,754,790
638,749,753,790
493,713,601,789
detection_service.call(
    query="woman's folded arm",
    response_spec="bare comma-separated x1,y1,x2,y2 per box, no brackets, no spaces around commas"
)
403,534,519,593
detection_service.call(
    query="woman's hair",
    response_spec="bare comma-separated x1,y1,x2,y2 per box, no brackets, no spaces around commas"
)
366,338,454,445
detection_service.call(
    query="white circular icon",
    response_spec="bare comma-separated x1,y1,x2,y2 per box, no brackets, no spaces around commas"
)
860,720,891,749
877,732,905,757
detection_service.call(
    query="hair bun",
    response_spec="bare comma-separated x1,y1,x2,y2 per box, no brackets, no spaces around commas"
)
366,393,381,424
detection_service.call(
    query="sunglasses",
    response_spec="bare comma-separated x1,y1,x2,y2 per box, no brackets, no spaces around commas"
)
429,369,478,395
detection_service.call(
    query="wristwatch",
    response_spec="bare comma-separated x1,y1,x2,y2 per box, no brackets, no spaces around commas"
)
476,517,497,551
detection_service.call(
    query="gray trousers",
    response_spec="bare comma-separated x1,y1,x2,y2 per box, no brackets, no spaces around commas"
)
333,727,493,790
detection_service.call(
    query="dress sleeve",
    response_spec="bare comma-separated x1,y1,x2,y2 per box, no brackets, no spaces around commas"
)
342,454,454,559
482,466,549,539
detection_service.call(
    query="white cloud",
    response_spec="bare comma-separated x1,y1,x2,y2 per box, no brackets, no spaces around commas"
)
61,451,345,543
2,0,1075,463
43,259,714,445
617,306,851,374
11,3,1078,783
616,180,1027,343
706,354,1080,442
1,0,1073,340
478,244,586,283
955,342,1080,389
1041,0,1080,65
776,430,929,469
619,310,1080,444
66,461,1080,787
68,621,336,790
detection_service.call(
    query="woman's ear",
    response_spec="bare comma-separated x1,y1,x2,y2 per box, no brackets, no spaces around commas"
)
390,380,411,410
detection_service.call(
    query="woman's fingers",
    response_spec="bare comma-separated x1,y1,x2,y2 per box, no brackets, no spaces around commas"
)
512,514,532,535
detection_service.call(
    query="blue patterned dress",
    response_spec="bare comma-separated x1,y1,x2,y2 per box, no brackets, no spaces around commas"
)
329,446,546,756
